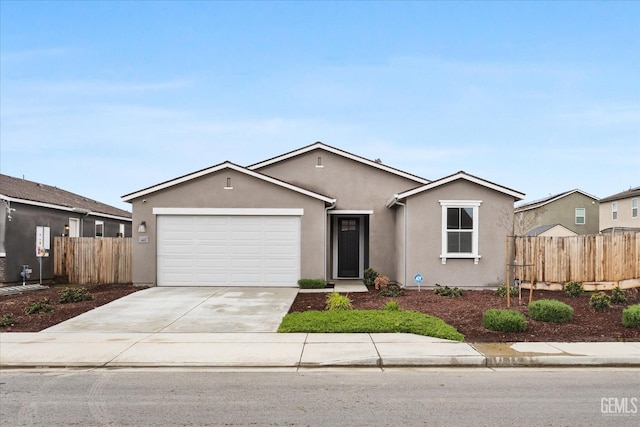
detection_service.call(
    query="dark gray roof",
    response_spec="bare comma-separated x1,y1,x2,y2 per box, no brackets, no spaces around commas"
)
0,174,131,219
598,186,640,203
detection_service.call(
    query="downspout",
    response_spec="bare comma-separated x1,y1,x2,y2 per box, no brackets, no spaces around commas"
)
394,198,408,288
324,200,337,282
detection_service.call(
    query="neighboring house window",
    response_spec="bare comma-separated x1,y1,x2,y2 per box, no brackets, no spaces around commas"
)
632,199,638,219
118,223,125,237
440,200,481,264
68,218,80,237
612,202,618,221
575,208,586,225
95,221,104,238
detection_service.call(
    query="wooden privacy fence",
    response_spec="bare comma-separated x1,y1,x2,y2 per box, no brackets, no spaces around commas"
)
513,232,640,286
54,237,132,284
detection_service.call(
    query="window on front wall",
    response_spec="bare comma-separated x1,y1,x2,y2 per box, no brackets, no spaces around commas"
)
447,208,473,252
440,200,481,264
632,199,638,219
95,221,104,238
575,208,586,225
612,202,618,221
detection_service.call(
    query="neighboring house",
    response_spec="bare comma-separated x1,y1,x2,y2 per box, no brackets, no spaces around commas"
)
598,186,640,233
122,142,524,289
0,174,132,284
524,224,578,237
514,189,599,236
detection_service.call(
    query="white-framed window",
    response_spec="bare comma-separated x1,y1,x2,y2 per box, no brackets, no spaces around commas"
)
118,223,125,237
575,208,586,225
95,220,104,238
612,202,618,221
632,198,638,219
440,200,481,264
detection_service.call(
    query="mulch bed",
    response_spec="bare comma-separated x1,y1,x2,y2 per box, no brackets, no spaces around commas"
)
2,283,639,342
290,287,640,342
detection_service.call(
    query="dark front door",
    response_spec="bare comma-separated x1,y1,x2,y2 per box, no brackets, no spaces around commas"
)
338,218,359,277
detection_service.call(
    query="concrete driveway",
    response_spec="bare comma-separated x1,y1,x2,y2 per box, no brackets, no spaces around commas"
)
43,287,299,333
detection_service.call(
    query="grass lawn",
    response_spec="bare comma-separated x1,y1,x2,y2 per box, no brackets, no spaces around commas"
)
278,309,464,341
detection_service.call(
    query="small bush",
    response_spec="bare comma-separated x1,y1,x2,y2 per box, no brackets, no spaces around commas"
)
374,275,390,290
325,292,353,311
589,292,611,312
363,267,379,287
297,278,326,289
564,281,584,297
528,299,573,323
0,314,16,327
482,309,527,332
384,300,401,311
611,287,627,305
24,298,54,315
495,285,518,298
59,287,93,304
380,284,404,297
622,304,640,328
433,284,462,298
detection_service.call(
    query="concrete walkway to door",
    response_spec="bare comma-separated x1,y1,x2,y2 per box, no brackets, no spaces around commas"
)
43,287,299,333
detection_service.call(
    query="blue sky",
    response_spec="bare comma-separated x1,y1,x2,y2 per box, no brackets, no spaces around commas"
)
1,1,638,211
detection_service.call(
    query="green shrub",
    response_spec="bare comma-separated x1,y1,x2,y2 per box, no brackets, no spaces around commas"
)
363,267,379,287
611,287,627,305
58,287,93,304
528,299,573,323
564,281,584,297
297,278,326,289
433,284,462,298
384,300,401,311
0,314,16,327
589,292,611,312
278,310,464,341
380,284,404,297
24,298,54,315
482,309,527,332
622,304,640,328
325,292,353,311
495,285,518,298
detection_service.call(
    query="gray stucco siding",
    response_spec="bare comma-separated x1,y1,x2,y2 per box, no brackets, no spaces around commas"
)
254,148,425,281
128,169,328,286
403,180,514,288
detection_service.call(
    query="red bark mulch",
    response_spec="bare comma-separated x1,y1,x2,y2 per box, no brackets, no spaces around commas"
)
289,286,640,342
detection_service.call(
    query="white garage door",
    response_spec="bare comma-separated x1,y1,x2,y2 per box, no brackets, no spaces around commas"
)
157,214,301,287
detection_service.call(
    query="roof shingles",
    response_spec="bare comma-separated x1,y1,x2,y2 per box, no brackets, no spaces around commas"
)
1,174,131,218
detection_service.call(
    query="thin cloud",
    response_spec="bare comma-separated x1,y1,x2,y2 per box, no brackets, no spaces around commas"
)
0,47,72,62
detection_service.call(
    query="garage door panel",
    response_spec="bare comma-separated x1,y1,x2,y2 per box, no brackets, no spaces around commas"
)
157,215,300,286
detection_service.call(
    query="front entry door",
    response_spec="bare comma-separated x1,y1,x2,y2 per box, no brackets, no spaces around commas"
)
337,218,360,277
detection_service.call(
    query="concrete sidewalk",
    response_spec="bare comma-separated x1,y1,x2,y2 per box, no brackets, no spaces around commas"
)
2,332,639,369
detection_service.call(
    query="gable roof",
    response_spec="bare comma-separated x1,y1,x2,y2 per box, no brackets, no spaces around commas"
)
598,186,640,203
515,189,598,213
0,174,131,220
524,224,577,237
121,161,336,204
248,141,431,185
387,171,525,207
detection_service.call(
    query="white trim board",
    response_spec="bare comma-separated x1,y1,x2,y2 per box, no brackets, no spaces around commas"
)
122,162,335,204
153,208,304,216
